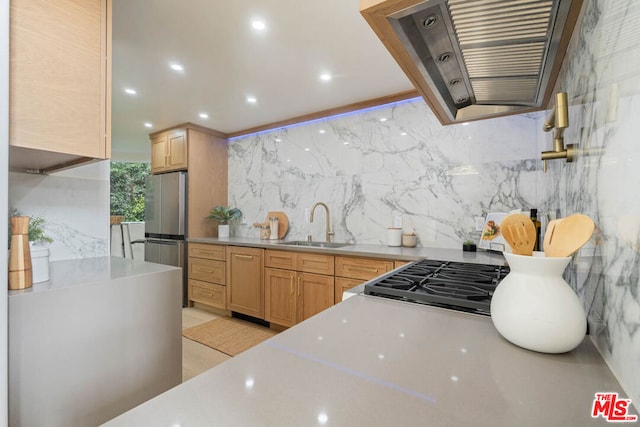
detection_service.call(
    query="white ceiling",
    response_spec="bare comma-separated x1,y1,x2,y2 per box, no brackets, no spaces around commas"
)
111,0,415,161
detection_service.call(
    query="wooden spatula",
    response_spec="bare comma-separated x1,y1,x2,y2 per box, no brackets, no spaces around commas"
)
544,214,595,257
542,218,561,253
501,213,537,256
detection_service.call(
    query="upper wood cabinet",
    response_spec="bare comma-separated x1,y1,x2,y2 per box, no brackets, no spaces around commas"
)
151,129,187,174
151,123,229,238
9,0,112,173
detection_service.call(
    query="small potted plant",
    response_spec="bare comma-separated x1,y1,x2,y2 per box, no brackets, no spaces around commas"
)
207,206,242,238
463,239,477,252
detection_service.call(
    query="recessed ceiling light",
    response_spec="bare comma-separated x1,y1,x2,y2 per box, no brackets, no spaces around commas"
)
319,129,326,134
379,117,387,122
246,96,257,104
199,112,209,119
304,148,310,151
400,132,407,136
251,20,266,30
275,138,281,142
461,122,470,126
343,141,349,145
170,63,184,72
144,122,153,128
320,73,332,81
124,88,137,95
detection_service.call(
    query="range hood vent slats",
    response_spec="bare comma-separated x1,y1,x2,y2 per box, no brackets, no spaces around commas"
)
361,0,583,123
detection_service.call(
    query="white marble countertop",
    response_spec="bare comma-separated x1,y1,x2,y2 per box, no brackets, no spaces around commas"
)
189,236,506,265
105,295,634,426
8,256,181,297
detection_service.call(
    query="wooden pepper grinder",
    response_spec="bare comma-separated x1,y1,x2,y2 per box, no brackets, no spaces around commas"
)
9,216,32,290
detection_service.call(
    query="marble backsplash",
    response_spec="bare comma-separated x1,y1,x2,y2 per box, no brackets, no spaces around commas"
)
8,161,110,261
229,101,542,247
539,0,640,408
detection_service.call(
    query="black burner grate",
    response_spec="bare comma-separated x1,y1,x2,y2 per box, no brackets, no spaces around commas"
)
364,258,509,315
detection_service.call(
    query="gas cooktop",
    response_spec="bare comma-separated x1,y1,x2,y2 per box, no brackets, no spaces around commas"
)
364,258,509,316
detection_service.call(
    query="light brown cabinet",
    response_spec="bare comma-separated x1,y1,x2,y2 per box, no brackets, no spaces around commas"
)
150,123,229,238
334,256,395,302
298,272,334,321
187,243,226,309
265,250,334,327
264,268,296,327
9,0,112,173
334,277,365,303
335,256,395,280
150,129,187,174
226,247,265,318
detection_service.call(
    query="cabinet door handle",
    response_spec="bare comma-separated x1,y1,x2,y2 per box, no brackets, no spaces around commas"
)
290,275,294,296
351,266,379,273
235,254,254,260
297,276,301,296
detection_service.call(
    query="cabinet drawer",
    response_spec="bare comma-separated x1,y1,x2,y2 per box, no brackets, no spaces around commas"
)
335,256,394,280
189,279,226,309
188,258,225,284
189,243,225,261
395,260,411,269
265,250,296,270
334,277,364,303
296,253,334,275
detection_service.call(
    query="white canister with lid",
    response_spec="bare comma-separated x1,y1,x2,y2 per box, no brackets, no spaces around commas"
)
269,216,279,240
387,228,402,247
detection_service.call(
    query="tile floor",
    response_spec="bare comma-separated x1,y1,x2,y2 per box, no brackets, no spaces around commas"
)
182,306,232,382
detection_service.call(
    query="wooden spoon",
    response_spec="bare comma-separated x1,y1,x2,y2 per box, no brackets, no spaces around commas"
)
500,213,537,256
542,218,561,253
544,214,595,257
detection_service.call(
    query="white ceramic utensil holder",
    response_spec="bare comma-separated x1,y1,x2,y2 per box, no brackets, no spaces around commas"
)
490,252,586,354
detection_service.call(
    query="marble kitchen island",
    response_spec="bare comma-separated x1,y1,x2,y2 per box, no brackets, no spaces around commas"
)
9,256,183,427
104,293,635,426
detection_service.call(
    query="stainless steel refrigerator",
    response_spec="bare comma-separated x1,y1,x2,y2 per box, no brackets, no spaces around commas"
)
144,171,188,306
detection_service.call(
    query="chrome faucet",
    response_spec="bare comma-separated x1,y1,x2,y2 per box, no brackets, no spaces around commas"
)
309,202,334,243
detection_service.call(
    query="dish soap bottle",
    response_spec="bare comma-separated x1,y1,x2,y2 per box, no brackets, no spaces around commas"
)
530,209,541,252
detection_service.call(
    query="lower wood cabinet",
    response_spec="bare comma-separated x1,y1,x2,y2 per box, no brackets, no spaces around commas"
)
334,256,396,302
187,243,226,309
264,268,296,327
335,256,395,280
226,246,265,318
298,272,334,321
265,250,335,327
334,277,365,303
189,245,406,322
189,279,226,309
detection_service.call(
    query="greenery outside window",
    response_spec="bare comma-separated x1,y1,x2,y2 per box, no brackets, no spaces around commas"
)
110,162,150,222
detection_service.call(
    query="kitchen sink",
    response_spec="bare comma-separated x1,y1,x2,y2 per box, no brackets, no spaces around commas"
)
275,241,349,249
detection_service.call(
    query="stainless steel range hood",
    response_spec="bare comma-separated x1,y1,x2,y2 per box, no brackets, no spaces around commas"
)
361,0,584,124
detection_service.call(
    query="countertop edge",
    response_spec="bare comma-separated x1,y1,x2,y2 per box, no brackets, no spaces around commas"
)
188,237,506,265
